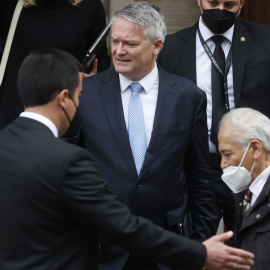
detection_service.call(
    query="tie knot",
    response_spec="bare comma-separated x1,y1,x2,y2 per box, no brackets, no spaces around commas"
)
212,35,226,47
130,82,143,94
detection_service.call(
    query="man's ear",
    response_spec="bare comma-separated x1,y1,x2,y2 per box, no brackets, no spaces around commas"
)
153,38,163,56
237,0,245,16
57,89,69,109
250,140,262,160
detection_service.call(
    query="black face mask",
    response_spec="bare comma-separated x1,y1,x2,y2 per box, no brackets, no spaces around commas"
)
201,3,239,34
62,95,83,138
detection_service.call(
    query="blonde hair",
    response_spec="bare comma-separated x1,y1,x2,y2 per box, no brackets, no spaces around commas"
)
23,0,84,7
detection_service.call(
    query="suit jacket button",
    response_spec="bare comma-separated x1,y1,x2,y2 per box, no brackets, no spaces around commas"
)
256,214,260,219
137,184,141,188
239,202,242,206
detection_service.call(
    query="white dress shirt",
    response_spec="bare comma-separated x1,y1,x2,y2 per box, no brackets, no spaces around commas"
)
196,17,235,152
249,165,270,206
120,63,159,146
20,112,58,137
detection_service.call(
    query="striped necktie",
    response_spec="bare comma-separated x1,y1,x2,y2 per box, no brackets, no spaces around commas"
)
243,189,253,213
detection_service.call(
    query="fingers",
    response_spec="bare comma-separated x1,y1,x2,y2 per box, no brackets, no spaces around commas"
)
228,246,254,259
214,231,234,242
222,248,254,270
203,233,254,270
81,59,98,79
88,59,98,76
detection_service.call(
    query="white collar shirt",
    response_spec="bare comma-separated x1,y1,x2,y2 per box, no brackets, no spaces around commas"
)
20,112,58,137
249,165,270,206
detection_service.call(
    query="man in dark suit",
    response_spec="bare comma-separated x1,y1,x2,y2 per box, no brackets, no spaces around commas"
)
158,0,270,235
79,2,219,270
218,108,270,270
0,48,255,270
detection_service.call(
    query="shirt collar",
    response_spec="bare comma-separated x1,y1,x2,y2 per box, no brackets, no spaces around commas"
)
20,112,58,137
119,63,158,94
249,165,270,199
198,16,234,43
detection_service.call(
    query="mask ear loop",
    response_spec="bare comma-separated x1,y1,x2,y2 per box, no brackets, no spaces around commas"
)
238,142,251,167
250,159,256,174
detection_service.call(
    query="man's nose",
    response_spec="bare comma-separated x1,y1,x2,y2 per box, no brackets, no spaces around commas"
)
220,159,229,169
116,43,126,54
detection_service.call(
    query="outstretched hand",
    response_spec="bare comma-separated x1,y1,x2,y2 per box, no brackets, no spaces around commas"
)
203,231,254,270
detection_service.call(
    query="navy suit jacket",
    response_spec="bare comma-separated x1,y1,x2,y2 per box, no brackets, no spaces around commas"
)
158,19,270,119
80,66,218,269
0,117,207,270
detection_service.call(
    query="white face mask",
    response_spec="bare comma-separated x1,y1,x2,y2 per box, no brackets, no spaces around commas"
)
221,142,256,193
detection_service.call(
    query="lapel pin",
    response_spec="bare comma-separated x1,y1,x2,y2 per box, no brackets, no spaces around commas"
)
240,36,245,42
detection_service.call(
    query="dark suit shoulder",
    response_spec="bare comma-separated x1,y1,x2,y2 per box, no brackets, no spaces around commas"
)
162,22,198,46
236,19,270,43
159,66,204,96
83,67,116,84
237,18,270,31
5,117,93,162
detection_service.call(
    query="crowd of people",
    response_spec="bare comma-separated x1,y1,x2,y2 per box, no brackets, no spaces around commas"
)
0,0,270,269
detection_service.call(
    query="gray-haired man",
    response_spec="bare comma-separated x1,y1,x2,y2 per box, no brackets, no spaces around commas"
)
218,108,270,270
79,2,219,269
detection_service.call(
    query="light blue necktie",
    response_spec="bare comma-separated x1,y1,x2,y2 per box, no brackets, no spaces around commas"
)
128,82,147,175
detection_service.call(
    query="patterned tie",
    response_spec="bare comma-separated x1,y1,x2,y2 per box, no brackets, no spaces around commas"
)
128,82,147,176
210,35,227,145
243,189,253,213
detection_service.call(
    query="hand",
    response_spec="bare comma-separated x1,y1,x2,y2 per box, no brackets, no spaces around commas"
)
82,59,98,79
203,231,254,270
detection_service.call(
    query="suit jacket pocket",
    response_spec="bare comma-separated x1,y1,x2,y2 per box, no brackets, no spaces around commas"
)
166,206,186,225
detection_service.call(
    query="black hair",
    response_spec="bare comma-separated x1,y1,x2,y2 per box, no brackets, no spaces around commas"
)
17,48,83,107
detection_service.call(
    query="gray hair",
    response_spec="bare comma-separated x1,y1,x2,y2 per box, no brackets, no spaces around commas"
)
111,1,167,43
219,108,270,152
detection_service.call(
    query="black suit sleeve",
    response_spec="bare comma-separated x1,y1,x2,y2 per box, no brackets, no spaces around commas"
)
60,148,206,270
184,91,219,241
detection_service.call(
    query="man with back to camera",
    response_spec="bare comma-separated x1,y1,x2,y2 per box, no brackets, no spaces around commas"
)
158,0,270,236
218,107,270,270
0,48,254,270
79,2,220,270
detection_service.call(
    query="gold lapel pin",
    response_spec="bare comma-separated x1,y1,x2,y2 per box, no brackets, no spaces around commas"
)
240,36,246,42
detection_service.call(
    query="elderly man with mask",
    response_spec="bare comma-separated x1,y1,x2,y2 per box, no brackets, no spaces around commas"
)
158,0,270,237
218,107,270,270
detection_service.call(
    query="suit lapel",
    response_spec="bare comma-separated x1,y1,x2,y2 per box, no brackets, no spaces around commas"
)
138,67,178,181
99,69,138,179
232,20,249,107
239,176,270,232
179,22,198,83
